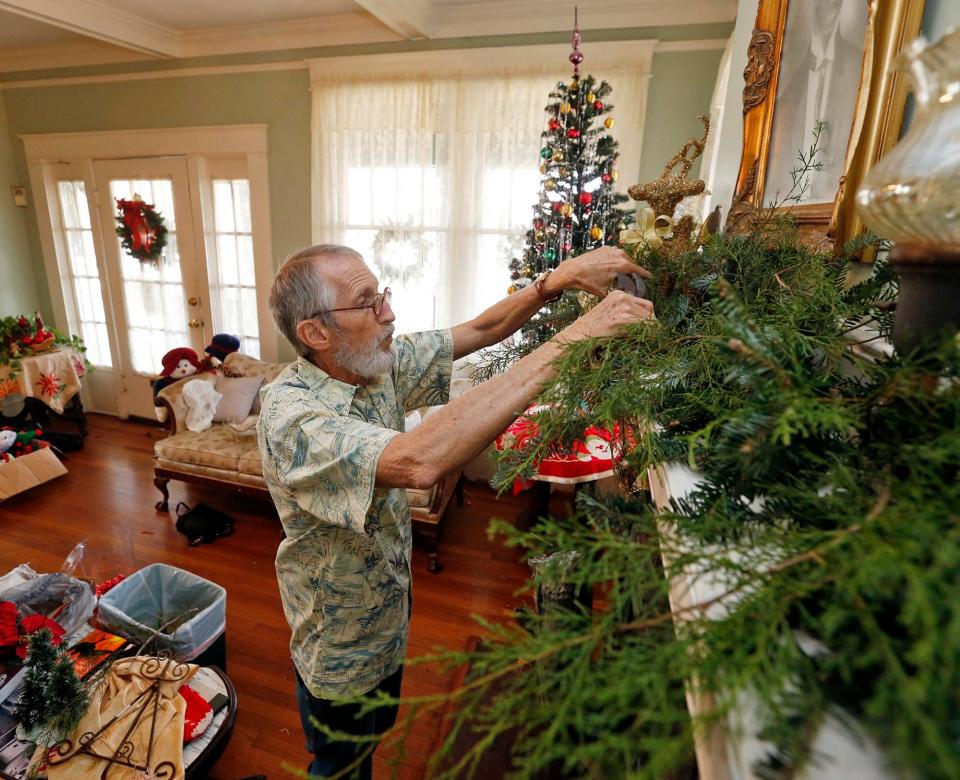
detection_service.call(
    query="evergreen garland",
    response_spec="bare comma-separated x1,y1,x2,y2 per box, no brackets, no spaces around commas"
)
355,214,959,779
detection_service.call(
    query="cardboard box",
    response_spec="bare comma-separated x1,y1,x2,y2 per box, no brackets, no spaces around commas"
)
0,447,67,500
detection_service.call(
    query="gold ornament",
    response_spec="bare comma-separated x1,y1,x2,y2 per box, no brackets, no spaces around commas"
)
627,114,710,217
560,203,574,217
552,149,564,162
523,265,534,275
611,170,620,181
539,162,548,174
569,80,579,92
604,117,615,129
560,101,572,114
587,91,596,103
590,225,604,240
508,284,519,294
535,229,545,239
544,178,557,191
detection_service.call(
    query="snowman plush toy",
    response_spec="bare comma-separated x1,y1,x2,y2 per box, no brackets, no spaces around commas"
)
152,347,206,423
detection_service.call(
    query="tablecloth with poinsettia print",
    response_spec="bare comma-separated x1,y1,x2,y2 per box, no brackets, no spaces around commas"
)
0,348,85,414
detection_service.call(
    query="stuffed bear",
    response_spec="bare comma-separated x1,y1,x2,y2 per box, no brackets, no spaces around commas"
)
203,333,240,368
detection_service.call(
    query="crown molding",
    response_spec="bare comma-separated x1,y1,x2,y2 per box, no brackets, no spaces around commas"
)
0,0,179,57
306,40,659,80
655,37,730,52
0,38,155,73
431,0,737,38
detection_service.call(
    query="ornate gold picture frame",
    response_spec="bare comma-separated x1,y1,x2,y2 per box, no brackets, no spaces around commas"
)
727,0,925,251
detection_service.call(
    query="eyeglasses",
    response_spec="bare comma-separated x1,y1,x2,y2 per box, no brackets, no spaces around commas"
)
310,287,392,320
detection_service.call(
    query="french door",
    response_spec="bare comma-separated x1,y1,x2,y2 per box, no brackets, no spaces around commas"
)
91,157,212,419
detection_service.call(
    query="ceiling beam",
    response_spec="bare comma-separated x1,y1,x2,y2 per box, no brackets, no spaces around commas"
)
0,0,180,57
352,0,435,40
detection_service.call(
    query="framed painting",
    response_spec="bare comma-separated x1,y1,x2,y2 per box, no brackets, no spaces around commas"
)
727,0,926,251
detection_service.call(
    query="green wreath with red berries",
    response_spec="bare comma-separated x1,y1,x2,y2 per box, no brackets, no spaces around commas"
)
115,195,168,264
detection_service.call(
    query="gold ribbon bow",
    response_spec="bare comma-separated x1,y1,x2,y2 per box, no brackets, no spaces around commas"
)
619,207,673,250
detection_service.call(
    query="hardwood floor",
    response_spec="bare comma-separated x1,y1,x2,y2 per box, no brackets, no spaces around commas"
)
0,414,533,779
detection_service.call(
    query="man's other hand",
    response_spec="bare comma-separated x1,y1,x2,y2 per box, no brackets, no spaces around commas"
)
550,246,651,298
557,290,655,344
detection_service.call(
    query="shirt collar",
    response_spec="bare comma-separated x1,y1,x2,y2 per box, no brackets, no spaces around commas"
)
295,356,358,414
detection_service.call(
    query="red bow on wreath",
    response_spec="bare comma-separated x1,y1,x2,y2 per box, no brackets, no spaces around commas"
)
115,194,167,264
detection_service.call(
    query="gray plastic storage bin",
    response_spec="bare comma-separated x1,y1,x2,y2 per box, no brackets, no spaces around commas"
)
97,563,226,662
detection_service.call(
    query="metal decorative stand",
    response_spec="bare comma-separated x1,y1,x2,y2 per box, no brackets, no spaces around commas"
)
45,654,191,780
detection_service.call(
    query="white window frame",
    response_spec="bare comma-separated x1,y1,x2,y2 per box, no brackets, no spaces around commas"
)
22,124,278,366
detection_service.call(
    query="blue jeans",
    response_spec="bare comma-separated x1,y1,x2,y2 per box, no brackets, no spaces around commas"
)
295,665,403,779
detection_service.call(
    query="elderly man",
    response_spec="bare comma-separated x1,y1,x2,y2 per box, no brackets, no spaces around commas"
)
258,243,653,778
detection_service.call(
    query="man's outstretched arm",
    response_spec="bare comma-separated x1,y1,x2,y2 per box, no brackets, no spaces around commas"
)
377,291,655,489
450,246,647,360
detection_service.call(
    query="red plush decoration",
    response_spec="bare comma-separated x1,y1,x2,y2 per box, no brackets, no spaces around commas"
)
0,601,18,650
179,684,214,743
17,614,65,659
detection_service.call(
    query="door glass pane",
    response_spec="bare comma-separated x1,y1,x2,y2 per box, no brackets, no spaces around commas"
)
209,178,259,358
56,180,112,367
110,178,188,374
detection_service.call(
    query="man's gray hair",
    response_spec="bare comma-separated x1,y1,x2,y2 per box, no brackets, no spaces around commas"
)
269,244,362,357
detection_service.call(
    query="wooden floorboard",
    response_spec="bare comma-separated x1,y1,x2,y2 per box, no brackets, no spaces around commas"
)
0,414,533,779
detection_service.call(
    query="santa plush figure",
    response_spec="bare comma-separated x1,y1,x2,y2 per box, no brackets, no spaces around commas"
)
152,347,205,423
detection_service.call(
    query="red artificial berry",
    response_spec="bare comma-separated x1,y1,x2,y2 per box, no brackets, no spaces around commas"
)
579,192,593,205
594,100,603,110
548,118,561,131
567,128,580,139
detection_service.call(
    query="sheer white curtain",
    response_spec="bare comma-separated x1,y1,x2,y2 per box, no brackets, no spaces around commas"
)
310,49,651,333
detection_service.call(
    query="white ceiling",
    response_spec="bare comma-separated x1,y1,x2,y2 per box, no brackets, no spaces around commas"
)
0,0,736,74
101,0,359,31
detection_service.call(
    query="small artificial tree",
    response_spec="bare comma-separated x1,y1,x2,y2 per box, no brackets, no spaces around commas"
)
506,21,632,346
14,628,89,745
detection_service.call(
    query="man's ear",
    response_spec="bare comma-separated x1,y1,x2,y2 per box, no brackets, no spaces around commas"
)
295,318,336,355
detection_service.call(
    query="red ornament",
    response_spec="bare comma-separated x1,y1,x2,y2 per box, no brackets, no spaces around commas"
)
594,100,604,110
601,173,612,183
548,118,561,132
567,128,581,139
578,191,593,206
553,201,564,212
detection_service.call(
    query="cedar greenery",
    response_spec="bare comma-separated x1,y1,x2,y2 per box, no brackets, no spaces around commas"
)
348,215,959,780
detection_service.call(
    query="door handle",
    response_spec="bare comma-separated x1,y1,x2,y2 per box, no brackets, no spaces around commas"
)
188,296,201,306
188,318,202,329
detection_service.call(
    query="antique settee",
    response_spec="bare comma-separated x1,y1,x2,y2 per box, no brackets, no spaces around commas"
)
153,352,462,572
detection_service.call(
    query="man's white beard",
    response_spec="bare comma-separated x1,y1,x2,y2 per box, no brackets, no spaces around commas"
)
334,325,396,380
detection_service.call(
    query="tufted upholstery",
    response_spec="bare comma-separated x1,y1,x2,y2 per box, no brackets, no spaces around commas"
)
153,352,463,570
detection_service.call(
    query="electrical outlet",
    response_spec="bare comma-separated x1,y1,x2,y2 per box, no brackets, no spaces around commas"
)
10,186,27,207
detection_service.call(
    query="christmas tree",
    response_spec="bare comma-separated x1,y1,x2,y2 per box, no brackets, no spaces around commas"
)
14,628,88,745
507,15,632,346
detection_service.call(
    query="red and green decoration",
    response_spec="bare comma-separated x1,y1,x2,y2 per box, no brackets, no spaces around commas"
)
507,12,631,345
115,195,167,265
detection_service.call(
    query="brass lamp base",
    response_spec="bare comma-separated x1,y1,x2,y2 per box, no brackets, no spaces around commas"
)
889,244,960,356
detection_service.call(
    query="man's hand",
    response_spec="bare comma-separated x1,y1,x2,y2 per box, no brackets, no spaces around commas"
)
548,246,651,298
557,290,655,344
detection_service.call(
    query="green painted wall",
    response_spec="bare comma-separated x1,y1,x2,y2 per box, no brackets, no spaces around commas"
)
2,69,312,322
0,24,731,324
0,91,43,317
638,49,724,184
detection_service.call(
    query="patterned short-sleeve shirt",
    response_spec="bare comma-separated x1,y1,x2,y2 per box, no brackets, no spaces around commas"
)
257,329,453,699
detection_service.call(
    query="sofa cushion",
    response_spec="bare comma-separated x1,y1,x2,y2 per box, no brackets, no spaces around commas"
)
154,426,253,472
214,375,264,422
237,447,263,477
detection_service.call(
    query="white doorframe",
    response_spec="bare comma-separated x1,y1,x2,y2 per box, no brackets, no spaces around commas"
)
22,125,278,387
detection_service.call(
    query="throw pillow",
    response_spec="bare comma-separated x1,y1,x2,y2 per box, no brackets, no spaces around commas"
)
214,375,264,423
